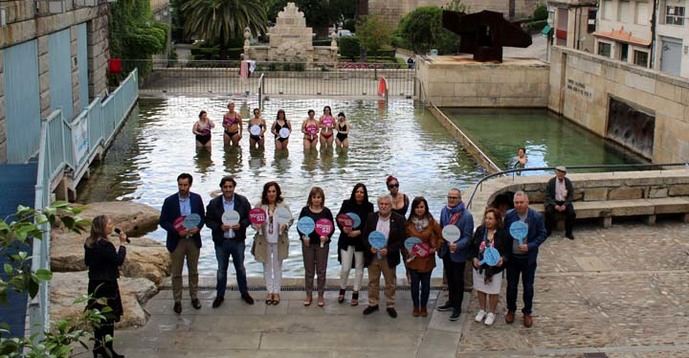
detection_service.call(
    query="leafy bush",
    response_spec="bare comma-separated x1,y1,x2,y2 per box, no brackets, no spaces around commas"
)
338,36,361,60
356,15,392,53
533,4,548,21
397,6,458,55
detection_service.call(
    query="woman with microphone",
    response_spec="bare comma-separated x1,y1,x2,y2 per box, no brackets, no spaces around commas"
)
84,215,128,358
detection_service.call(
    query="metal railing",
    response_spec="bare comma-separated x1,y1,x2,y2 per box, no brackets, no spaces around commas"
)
465,162,689,210
126,59,416,98
29,69,139,340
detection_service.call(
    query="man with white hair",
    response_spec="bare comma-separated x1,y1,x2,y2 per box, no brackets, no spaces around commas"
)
362,195,407,318
504,191,547,328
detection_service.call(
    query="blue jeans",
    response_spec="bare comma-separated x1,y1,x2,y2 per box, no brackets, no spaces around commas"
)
506,257,537,315
409,270,431,308
215,239,248,297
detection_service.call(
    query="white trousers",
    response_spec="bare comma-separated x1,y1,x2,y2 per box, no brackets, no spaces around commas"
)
339,246,364,291
263,243,282,294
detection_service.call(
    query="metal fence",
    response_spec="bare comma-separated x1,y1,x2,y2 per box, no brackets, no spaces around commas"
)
126,59,416,98
30,69,139,340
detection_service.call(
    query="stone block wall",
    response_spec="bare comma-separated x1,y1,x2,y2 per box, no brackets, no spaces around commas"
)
548,46,689,164
87,5,110,98
417,55,549,107
0,49,6,162
70,25,81,115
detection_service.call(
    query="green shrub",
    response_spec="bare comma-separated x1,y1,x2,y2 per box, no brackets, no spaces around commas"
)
338,36,361,59
533,4,548,21
397,6,458,55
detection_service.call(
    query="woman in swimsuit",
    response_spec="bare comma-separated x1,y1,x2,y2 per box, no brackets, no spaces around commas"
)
248,108,267,150
319,106,335,149
271,109,292,151
192,110,215,149
387,175,410,217
335,112,349,148
301,109,320,151
223,102,242,147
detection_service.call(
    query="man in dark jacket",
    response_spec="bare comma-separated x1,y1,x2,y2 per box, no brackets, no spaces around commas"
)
205,176,254,308
504,191,547,328
362,195,407,318
545,166,576,240
159,173,205,314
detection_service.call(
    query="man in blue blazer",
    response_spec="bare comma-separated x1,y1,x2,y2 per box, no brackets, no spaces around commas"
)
205,176,254,308
504,191,547,328
159,173,205,314
436,188,474,322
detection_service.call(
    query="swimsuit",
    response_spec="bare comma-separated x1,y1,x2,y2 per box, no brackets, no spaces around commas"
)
195,124,212,144
274,121,290,143
305,124,319,142
321,116,334,139
223,113,239,137
249,123,266,142
336,123,348,142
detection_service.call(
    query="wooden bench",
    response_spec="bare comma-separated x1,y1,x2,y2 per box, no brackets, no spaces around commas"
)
530,197,689,228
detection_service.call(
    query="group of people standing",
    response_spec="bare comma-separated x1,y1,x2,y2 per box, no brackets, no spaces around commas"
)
192,102,351,151
83,172,558,356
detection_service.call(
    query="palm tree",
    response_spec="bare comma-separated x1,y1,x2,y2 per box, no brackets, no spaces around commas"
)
182,0,267,58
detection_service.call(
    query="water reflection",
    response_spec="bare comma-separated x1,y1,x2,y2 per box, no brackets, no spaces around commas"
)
223,145,243,174
248,147,266,170
193,147,213,176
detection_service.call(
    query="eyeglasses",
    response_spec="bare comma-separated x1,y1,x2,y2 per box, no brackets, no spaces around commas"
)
447,196,459,200
387,183,399,189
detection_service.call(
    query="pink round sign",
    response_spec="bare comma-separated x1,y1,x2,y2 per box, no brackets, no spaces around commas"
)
336,213,353,229
315,218,334,236
249,208,267,225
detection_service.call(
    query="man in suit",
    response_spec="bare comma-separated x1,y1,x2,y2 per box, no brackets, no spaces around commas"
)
159,173,205,314
362,195,407,318
205,176,254,308
504,191,548,328
436,188,474,322
545,166,576,240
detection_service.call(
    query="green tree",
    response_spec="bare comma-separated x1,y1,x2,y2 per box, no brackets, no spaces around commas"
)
265,0,355,37
397,6,458,55
356,15,392,56
443,0,469,12
0,203,107,357
182,0,267,58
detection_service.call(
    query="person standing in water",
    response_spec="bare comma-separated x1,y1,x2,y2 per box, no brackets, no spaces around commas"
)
271,109,292,151
302,109,320,151
335,112,350,148
192,110,215,149
248,108,267,150
319,106,335,149
223,102,242,147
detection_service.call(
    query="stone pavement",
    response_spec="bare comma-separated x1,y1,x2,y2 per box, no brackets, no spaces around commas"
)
72,222,689,357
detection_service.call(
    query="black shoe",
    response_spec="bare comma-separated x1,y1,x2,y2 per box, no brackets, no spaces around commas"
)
566,234,575,240
212,296,224,308
191,298,202,310
93,346,108,358
449,308,461,321
437,302,453,311
105,344,125,358
363,305,379,315
241,293,255,305
386,307,398,318
173,302,182,314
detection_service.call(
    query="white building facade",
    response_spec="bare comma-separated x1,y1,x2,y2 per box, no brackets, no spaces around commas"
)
655,0,689,77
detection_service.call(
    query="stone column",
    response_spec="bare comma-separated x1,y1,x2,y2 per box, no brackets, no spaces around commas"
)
37,35,51,120
87,4,110,98
70,25,81,115
0,49,6,163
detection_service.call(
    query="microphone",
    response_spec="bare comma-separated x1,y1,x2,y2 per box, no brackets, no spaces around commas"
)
114,228,131,243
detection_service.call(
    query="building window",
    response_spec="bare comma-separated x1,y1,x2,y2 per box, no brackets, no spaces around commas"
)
633,50,648,67
635,2,649,25
603,0,614,20
588,9,597,33
620,44,629,62
666,6,685,25
598,42,612,57
618,1,631,22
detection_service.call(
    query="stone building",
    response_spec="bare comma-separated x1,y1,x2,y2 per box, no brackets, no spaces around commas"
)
654,0,689,78
0,1,110,163
546,0,598,53
367,0,542,26
593,0,653,69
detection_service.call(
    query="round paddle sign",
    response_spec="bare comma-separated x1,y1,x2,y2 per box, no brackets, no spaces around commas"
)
404,237,423,252
222,210,240,226
411,242,431,258
346,212,362,228
279,127,291,139
481,246,501,266
297,216,315,235
183,213,201,229
249,125,261,136
276,207,292,225
173,216,186,233
315,218,334,236
441,225,461,243
509,221,528,244
336,213,353,229
368,231,387,259
249,208,267,225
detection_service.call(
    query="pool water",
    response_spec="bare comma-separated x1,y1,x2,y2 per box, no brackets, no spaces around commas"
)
79,97,485,276
442,108,645,174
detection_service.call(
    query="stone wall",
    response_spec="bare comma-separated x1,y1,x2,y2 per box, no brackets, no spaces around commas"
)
368,0,541,27
0,50,5,162
416,55,549,107
469,169,689,224
87,6,110,98
548,46,689,163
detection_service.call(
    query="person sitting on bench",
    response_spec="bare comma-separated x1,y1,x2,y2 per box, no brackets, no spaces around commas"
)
545,166,576,240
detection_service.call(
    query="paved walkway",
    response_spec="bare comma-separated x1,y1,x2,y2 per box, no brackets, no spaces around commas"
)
73,221,689,357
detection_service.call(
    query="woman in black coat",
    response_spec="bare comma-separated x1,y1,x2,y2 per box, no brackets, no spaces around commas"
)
84,215,128,358
335,183,374,306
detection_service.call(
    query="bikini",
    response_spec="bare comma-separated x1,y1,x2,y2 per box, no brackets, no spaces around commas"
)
274,120,290,143
223,113,239,137
336,123,348,142
305,123,319,143
321,116,334,139
195,124,211,145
